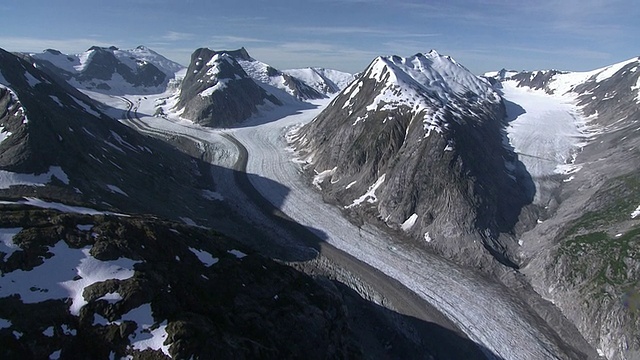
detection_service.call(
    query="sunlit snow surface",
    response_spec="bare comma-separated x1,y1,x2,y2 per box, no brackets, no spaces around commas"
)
501,81,589,204
0,166,70,189
0,241,137,314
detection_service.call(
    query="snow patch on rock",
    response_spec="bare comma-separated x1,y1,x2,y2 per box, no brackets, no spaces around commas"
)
346,174,386,209
189,247,219,267
400,214,418,231
0,166,69,189
0,227,23,257
312,167,337,189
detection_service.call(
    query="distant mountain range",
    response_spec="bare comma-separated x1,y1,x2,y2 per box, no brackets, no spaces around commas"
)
1,42,639,359
28,46,354,127
29,46,183,94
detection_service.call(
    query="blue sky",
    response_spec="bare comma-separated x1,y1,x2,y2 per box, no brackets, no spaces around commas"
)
1,0,637,74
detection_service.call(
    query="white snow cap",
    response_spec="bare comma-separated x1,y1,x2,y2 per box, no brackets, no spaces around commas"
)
364,50,497,103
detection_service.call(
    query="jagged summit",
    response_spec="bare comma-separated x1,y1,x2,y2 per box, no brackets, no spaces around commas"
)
363,51,496,103
219,47,252,61
174,47,282,127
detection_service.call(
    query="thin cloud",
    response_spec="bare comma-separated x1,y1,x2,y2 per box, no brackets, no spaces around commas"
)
291,26,390,35
247,42,380,72
290,25,439,38
162,31,195,42
209,35,270,44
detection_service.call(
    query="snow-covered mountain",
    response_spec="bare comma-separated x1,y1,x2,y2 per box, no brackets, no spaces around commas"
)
29,46,184,94
486,56,640,360
282,67,355,95
218,48,326,101
5,37,640,359
292,50,533,268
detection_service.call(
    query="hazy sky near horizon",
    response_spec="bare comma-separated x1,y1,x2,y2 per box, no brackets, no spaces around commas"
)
1,0,637,74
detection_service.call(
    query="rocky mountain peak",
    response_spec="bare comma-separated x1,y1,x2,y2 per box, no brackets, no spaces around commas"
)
219,47,252,61
293,51,529,269
215,48,326,101
175,48,282,127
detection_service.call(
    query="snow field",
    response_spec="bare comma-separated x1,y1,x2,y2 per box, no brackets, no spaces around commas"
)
501,81,588,204
0,166,69,189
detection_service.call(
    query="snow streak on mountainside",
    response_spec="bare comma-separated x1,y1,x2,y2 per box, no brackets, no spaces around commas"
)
293,50,534,269
29,46,184,95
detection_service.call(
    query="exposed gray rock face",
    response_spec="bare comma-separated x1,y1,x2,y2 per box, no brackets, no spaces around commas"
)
175,48,282,127
293,51,534,270
29,46,182,94
491,57,640,360
508,69,565,90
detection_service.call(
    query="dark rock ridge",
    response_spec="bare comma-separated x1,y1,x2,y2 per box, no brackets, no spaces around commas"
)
0,209,361,359
0,48,230,229
488,57,640,359
174,48,282,128
0,208,491,360
292,50,534,270
29,46,183,95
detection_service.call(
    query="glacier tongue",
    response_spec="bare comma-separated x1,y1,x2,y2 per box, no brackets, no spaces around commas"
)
501,81,589,205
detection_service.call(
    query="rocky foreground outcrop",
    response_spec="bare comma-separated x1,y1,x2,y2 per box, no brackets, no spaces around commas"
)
0,206,488,360
0,207,358,359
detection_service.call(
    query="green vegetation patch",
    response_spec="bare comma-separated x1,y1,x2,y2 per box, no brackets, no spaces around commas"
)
566,173,640,236
557,173,640,289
